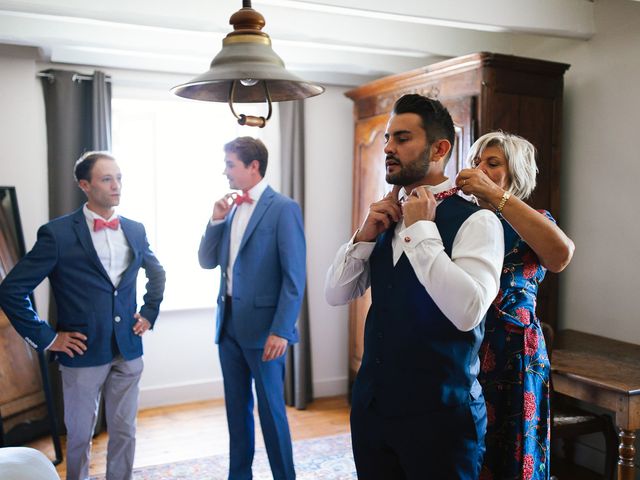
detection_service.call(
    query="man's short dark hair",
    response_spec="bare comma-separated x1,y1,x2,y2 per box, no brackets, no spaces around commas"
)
392,94,455,159
74,151,115,182
224,137,268,177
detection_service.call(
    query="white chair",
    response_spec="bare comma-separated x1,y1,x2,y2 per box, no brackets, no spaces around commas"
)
0,447,59,479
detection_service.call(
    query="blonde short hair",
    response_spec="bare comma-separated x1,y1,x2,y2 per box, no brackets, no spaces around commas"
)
466,131,538,200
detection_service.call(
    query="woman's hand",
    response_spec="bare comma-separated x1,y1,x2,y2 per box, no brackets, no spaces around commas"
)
456,168,504,209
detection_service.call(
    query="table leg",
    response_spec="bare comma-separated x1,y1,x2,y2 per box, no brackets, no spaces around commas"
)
618,428,636,480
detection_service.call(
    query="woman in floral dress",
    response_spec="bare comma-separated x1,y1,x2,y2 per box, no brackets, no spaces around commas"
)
456,132,575,480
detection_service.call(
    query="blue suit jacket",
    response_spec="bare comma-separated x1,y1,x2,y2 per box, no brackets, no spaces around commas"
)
198,186,306,349
0,208,166,367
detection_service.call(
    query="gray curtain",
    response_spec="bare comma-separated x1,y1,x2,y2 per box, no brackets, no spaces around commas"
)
41,69,112,219
280,100,313,409
40,69,112,433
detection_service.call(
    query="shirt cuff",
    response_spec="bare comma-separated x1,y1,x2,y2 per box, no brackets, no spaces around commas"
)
398,220,440,248
209,218,225,227
346,231,375,259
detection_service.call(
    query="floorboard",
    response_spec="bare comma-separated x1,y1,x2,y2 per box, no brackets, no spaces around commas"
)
26,395,351,478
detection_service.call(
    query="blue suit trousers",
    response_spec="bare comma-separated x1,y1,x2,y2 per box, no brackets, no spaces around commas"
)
219,302,295,480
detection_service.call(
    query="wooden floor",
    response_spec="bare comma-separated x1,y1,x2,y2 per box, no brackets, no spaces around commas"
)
27,395,351,478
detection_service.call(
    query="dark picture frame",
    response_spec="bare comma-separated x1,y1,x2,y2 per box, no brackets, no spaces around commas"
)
0,186,62,464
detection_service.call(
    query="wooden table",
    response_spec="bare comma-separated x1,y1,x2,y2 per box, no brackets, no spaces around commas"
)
552,329,640,480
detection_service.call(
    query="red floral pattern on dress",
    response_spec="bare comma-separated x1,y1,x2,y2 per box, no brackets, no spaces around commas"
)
522,454,534,480
478,211,554,480
516,307,531,325
524,328,539,356
480,343,496,373
524,391,537,421
522,251,538,279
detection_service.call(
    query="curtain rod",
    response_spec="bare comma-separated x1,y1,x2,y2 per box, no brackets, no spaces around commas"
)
36,72,112,83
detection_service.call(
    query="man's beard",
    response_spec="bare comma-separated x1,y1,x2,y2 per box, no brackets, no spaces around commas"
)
385,148,430,186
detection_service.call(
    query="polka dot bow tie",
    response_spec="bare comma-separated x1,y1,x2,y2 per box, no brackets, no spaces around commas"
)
93,218,120,231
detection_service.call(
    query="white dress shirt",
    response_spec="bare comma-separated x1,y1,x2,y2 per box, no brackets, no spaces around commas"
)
226,178,268,295
83,204,132,287
325,179,504,331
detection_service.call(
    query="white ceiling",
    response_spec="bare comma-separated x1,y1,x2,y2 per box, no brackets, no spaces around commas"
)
0,0,597,85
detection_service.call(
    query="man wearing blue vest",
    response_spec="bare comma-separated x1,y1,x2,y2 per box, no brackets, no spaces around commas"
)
325,94,504,479
0,151,165,480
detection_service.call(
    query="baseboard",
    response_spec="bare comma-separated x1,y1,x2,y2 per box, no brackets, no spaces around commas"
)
139,376,349,409
139,379,224,409
312,376,349,398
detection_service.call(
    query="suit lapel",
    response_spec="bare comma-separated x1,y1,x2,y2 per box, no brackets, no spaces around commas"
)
72,209,112,284
221,206,236,269
119,218,140,283
238,186,274,253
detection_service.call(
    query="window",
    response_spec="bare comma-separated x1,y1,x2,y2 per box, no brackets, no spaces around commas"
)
112,90,280,310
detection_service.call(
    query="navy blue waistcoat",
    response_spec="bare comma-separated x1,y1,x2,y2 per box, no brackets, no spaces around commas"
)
352,195,485,417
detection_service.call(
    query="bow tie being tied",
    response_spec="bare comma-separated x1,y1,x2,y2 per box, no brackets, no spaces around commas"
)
233,191,254,206
399,186,460,203
93,217,120,232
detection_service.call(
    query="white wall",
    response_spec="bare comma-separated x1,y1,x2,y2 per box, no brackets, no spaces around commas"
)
512,0,640,343
511,2,640,475
304,86,354,397
0,45,49,314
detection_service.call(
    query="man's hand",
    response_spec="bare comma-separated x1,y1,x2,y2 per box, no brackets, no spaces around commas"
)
402,186,437,226
354,185,402,243
132,313,151,336
262,334,288,362
211,193,236,221
49,331,87,358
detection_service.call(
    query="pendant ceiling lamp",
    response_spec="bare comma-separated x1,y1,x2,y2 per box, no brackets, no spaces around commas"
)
171,0,325,127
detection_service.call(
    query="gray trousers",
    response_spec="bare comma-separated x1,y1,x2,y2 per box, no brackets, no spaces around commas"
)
60,356,143,480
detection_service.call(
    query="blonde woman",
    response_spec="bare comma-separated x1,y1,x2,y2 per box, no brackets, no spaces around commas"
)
456,132,574,480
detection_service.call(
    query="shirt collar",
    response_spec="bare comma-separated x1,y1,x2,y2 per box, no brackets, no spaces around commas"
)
244,177,268,203
398,178,455,202
83,204,118,223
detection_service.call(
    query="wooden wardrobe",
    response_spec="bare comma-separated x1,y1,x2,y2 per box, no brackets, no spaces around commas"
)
344,52,570,385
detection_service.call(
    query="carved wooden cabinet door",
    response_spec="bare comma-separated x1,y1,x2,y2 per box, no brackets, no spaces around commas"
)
349,113,388,382
442,96,475,180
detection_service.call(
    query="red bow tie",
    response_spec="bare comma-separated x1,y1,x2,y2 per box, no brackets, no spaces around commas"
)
233,192,254,206
400,186,459,203
434,186,460,201
94,218,120,231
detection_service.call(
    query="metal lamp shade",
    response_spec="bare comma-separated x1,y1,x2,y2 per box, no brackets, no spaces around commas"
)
171,38,324,103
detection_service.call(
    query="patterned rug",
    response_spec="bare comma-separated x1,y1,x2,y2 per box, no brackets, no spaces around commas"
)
91,433,356,479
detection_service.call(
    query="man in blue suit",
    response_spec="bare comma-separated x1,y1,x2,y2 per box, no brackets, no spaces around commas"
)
0,151,165,480
198,137,305,480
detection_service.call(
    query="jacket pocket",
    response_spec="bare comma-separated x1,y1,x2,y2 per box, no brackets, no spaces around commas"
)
63,312,96,339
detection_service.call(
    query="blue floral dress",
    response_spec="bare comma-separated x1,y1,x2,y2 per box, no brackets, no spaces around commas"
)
478,210,553,480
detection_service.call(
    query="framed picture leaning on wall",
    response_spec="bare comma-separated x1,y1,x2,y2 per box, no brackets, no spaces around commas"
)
0,186,61,463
